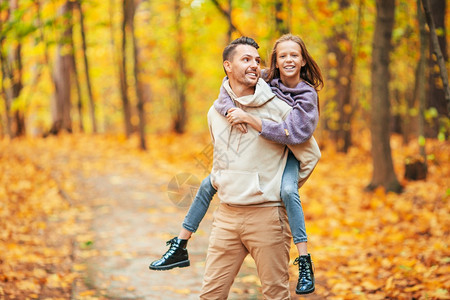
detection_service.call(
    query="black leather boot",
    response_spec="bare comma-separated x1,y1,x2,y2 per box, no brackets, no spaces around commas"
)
149,237,190,270
294,254,315,294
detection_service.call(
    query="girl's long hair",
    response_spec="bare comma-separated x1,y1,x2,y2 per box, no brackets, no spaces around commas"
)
266,34,324,93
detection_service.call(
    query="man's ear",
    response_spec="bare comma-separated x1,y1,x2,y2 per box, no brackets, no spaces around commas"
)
223,60,232,74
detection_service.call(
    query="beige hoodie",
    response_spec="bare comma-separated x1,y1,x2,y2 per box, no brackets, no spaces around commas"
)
208,78,320,206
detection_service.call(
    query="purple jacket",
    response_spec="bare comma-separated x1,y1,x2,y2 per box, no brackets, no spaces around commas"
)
214,78,319,145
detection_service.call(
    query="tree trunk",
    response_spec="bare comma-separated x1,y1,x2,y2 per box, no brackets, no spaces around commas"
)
108,0,122,133
287,0,292,33
66,0,83,133
50,1,73,134
367,0,402,193
275,0,289,35
76,0,97,133
424,0,448,137
70,38,84,133
120,0,134,138
422,0,449,137
11,43,25,137
131,0,147,150
227,0,232,43
325,0,359,153
405,0,428,181
418,0,428,165
20,0,53,137
35,0,50,67
173,0,187,134
0,51,12,137
1,0,25,138
13,110,25,137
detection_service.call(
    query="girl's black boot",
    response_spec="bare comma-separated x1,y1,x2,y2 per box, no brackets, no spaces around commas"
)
149,237,190,270
294,254,315,294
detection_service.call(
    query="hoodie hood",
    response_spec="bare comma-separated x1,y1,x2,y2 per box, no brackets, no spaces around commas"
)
223,78,276,107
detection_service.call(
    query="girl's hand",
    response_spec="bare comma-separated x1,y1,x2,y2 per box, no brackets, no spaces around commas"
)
227,108,248,133
227,107,247,125
227,107,262,133
235,123,248,133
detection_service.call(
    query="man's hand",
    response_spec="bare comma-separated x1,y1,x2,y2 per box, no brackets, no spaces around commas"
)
227,108,248,133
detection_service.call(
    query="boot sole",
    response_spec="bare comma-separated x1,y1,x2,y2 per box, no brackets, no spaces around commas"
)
296,287,315,295
149,260,190,271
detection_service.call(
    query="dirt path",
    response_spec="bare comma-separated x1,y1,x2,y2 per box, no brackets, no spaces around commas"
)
51,144,324,299
69,165,213,299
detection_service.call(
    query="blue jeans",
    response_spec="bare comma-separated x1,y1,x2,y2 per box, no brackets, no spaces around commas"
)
182,152,307,243
281,151,307,244
182,175,217,232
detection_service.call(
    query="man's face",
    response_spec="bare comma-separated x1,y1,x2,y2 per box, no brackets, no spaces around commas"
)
224,45,261,89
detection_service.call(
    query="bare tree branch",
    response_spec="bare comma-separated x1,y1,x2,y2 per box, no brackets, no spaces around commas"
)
209,0,244,36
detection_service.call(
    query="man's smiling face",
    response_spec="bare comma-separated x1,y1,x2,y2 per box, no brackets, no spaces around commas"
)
225,44,261,89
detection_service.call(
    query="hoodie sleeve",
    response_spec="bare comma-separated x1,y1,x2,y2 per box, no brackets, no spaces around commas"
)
214,77,236,116
260,87,318,145
207,107,215,144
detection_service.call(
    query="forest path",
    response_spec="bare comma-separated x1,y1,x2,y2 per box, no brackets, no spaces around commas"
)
70,160,211,299
44,137,320,299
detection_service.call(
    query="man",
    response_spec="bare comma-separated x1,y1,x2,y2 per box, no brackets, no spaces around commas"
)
200,36,310,299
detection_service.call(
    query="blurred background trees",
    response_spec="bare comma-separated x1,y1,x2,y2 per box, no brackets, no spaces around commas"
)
0,0,448,192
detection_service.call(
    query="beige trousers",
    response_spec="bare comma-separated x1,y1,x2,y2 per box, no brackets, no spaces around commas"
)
200,203,292,300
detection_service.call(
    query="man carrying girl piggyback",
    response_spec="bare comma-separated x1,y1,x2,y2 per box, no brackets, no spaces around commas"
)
150,34,323,296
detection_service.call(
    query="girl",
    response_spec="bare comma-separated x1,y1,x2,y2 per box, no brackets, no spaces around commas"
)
150,34,323,295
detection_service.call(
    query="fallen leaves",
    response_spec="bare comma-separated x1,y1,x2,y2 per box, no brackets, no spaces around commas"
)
0,132,448,299
301,135,449,299
0,136,91,299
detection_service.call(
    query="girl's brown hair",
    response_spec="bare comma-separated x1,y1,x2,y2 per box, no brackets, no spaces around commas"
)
266,34,324,92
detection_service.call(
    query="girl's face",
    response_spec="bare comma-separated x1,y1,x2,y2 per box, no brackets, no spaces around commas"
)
275,40,306,82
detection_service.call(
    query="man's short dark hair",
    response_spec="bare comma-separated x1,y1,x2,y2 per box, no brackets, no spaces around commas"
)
222,36,259,63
